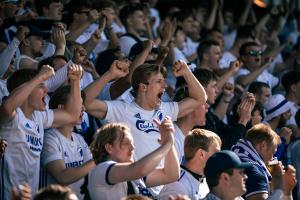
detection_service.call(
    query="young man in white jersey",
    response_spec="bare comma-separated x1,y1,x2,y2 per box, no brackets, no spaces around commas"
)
41,85,95,199
158,129,221,200
0,64,82,199
84,60,206,196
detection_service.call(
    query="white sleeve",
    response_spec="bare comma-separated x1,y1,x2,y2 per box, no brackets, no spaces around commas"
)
41,109,54,129
158,182,188,200
45,60,71,92
119,36,137,56
161,101,179,121
41,130,63,166
96,160,117,185
77,135,93,162
0,37,20,76
104,100,124,122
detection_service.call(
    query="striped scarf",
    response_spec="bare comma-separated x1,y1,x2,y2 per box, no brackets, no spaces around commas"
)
231,139,271,181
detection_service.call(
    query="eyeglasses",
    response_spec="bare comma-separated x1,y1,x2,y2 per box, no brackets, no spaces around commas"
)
245,50,263,57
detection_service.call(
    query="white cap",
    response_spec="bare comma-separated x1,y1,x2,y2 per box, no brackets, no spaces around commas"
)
264,94,291,121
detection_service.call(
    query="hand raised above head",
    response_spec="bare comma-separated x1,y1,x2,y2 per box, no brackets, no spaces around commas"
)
109,60,130,79
68,64,83,81
38,65,55,81
172,60,190,77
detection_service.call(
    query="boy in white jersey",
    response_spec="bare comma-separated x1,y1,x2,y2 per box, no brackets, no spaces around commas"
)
84,60,207,161
41,85,95,199
0,64,82,199
159,129,221,200
88,117,179,200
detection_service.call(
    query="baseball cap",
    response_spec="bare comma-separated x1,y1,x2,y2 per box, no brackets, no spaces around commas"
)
204,150,252,177
264,94,291,121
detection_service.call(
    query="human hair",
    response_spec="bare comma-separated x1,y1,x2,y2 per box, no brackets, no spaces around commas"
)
34,184,77,200
49,85,86,109
197,40,220,60
281,71,300,93
131,63,167,97
175,10,193,22
34,0,61,16
206,168,234,189
239,41,260,57
248,81,270,95
38,55,68,70
90,123,129,164
245,124,281,146
95,48,121,76
184,129,221,161
119,3,145,27
7,69,39,93
92,0,116,11
192,68,217,88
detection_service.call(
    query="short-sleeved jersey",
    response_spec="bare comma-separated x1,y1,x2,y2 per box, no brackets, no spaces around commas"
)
0,108,54,199
105,100,179,161
41,128,92,199
88,160,153,200
159,167,209,200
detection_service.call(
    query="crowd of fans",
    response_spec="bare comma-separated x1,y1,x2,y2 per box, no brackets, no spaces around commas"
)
0,0,300,199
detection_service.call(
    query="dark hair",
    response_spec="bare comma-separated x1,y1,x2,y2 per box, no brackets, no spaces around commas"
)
49,85,86,109
7,69,39,93
119,3,144,27
131,63,167,97
197,40,220,60
239,41,260,57
248,81,270,95
236,25,255,41
34,0,62,16
34,184,77,200
281,71,300,93
38,55,68,70
95,48,121,76
206,168,234,189
193,68,218,88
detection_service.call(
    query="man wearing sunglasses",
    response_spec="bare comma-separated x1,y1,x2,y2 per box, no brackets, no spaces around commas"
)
235,41,279,89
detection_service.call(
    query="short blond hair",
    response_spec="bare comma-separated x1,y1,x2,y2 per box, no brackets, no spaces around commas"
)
245,123,281,146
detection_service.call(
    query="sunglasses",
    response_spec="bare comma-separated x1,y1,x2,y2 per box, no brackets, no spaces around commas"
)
246,50,262,57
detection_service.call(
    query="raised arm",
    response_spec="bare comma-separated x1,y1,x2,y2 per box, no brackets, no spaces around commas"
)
84,60,129,118
173,60,207,118
0,65,54,123
107,116,178,185
52,64,83,127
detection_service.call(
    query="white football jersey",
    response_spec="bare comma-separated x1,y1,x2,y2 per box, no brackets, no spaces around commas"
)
41,128,92,200
0,108,54,199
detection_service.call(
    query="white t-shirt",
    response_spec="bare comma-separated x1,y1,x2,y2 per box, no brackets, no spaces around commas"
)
219,51,237,69
173,123,185,164
158,167,209,200
0,108,54,199
104,100,179,161
0,79,8,105
119,34,147,56
182,37,199,57
235,68,279,88
88,160,154,200
41,128,92,200
286,101,300,126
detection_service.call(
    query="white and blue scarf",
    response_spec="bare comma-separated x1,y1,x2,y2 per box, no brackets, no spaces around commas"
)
231,139,272,182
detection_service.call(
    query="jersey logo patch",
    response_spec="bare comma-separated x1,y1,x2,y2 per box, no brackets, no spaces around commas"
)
134,113,141,119
136,120,159,133
25,123,31,129
64,151,69,157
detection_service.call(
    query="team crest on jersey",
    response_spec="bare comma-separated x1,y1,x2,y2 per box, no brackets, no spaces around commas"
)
136,120,159,133
78,147,83,157
64,151,69,157
134,113,141,119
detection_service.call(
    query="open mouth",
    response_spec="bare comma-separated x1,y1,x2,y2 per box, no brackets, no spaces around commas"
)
157,92,163,100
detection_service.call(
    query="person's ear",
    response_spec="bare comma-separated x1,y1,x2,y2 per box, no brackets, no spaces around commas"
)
105,143,113,154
